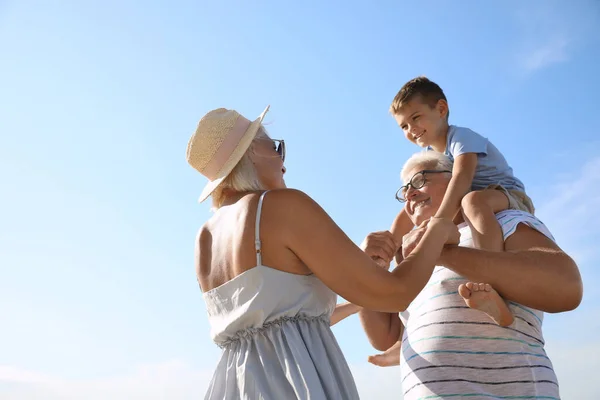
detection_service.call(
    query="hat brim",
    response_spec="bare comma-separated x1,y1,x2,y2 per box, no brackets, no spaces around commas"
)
197,105,270,203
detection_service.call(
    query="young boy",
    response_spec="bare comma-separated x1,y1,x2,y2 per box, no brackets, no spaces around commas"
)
368,76,535,367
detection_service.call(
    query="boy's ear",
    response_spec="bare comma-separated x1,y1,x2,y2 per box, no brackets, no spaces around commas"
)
436,99,449,119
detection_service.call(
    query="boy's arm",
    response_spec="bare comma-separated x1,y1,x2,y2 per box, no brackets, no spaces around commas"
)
434,153,478,219
330,302,363,326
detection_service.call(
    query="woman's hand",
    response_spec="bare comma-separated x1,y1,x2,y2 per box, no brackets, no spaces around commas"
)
360,231,399,269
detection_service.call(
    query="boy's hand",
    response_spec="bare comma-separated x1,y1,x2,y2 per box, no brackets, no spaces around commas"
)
360,231,398,269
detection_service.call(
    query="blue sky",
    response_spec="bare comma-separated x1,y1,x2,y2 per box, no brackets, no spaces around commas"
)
1,0,599,398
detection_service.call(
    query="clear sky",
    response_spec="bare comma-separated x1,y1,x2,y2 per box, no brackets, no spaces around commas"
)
1,0,599,398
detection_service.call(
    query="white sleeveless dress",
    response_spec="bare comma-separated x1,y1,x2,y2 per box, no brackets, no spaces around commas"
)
202,191,360,400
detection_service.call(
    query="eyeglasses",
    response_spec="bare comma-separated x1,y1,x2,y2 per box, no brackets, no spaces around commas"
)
272,139,285,162
395,169,451,202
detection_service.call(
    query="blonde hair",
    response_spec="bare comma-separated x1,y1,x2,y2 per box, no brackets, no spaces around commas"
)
400,151,453,184
210,127,269,210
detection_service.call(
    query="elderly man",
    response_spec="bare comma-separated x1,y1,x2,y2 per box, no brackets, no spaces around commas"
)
360,151,582,399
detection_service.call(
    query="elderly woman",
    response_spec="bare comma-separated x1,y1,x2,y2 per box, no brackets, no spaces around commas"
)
360,151,583,399
186,106,458,399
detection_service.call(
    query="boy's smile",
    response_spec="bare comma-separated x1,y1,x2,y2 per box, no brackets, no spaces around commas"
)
393,96,449,152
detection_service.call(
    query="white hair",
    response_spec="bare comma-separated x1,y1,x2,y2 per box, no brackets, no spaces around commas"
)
400,151,453,184
210,127,269,210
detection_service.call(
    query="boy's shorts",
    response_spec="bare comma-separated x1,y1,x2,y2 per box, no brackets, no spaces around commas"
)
486,184,535,215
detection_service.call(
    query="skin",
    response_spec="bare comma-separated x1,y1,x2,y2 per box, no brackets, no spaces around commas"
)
359,162,583,354
458,282,514,327
392,95,448,153
196,133,460,314
392,96,508,253
330,302,362,326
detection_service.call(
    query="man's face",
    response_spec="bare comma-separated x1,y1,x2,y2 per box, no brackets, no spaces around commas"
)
393,96,448,148
403,165,451,225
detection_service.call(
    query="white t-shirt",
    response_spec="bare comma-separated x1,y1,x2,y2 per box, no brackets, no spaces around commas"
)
399,210,560,400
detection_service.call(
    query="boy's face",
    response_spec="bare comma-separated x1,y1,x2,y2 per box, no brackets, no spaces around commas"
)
393,96,449,148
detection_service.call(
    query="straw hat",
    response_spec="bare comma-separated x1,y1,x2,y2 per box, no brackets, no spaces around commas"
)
186,105,270,202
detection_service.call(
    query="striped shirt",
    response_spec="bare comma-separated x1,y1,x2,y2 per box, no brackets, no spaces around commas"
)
399,210,560,400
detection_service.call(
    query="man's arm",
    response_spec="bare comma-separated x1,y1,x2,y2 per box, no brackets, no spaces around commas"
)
358,308,404,351
357,231,406,351
439,223,583,313
390,207,415,245
357,220,458,349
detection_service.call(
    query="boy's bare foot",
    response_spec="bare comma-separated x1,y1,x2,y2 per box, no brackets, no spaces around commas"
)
367,342,401,367
458,282,514,327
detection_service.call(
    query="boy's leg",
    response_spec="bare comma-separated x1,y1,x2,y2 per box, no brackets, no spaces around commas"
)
460,189,514,326
368,340,401,367
460,189,509,252
458,282,514,326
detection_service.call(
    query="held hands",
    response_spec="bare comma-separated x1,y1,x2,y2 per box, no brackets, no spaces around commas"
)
401,217,459,259
361,218,458,265
428,217,460,245
360,231,399,269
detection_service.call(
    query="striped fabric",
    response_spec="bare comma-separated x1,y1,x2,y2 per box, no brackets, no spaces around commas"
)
399,210,560,400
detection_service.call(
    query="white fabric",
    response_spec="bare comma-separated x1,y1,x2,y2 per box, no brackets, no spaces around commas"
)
202,191,360,399
399,210,560,400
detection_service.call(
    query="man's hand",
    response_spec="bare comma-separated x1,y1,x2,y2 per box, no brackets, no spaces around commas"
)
429,216,460,246
401,221,428,259
402,218,459,259
360,231,399,269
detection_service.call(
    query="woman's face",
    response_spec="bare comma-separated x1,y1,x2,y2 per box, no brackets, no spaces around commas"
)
250,136,286,189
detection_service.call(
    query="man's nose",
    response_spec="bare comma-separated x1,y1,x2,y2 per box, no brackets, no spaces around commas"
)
406,185,419,200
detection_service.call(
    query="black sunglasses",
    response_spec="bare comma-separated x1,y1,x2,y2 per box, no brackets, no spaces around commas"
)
272,139,285,162
395,169,451,202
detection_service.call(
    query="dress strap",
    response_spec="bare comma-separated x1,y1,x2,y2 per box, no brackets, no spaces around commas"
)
255,191,269,265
